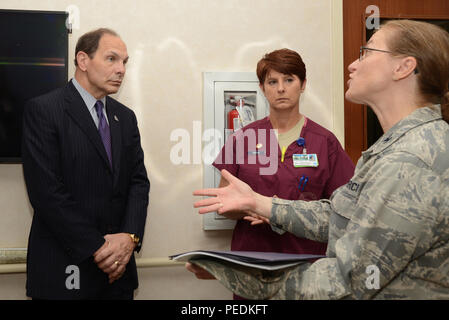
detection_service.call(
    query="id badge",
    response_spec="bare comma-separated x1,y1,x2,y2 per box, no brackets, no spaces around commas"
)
293,153,319,167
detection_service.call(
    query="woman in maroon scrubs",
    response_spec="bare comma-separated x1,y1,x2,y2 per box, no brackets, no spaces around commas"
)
213,49,354,298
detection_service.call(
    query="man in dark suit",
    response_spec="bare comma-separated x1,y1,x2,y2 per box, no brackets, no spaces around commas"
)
22,28,150,299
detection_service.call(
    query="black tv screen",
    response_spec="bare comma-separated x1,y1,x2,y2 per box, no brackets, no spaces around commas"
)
0,9,68,162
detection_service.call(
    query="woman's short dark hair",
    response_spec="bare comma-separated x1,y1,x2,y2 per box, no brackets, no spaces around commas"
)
74,28,119,66
256,48,306,85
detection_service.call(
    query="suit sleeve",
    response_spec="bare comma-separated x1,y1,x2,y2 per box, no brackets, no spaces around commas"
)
119,111,150,252
22,99,105,264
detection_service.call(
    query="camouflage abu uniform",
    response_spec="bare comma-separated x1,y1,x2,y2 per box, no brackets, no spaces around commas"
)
192,105,449,299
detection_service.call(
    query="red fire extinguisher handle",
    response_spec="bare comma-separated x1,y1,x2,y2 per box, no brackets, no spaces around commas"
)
228,109,239,130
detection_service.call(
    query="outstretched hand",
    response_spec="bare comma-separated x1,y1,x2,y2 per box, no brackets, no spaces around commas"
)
243,195,278,225
193,169,256,215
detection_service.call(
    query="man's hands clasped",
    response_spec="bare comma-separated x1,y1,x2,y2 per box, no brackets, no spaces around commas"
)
93,233,136,283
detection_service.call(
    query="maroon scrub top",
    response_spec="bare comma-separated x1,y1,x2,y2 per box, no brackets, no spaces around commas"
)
213,116,355,255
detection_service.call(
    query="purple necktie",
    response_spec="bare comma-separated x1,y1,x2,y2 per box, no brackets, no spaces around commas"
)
94,100,112,167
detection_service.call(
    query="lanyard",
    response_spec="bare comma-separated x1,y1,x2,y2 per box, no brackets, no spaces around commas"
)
282,136,306,163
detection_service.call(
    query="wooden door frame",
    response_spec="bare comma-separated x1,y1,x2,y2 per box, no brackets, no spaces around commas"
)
342,0,449,164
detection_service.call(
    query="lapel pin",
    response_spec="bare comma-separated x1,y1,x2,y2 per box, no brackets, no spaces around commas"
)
114,115,119,122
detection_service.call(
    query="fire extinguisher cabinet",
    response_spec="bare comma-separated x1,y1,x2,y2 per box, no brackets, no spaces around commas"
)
202,72,268,230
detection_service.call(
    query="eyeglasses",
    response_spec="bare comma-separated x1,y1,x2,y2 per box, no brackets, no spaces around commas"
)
359,46,419,74
359,46,392,61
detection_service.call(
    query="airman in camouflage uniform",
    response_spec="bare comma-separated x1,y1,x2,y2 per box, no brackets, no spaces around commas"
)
191,104,449,299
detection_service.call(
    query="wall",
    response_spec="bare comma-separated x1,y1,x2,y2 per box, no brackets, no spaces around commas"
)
0,0,343,299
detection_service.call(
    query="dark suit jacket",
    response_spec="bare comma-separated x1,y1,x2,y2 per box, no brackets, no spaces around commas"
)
22,80,150,299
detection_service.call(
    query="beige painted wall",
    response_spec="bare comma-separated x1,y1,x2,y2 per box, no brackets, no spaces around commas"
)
0,0,343,299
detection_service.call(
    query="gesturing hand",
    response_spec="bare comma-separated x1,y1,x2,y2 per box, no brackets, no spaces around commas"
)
93,233,136,283
193,169,273,220
193,169,256,215
243,195,277,225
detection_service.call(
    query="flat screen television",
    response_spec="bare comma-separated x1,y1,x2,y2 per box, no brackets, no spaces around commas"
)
0,9,68,163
